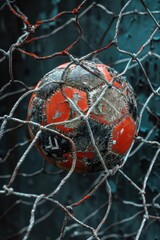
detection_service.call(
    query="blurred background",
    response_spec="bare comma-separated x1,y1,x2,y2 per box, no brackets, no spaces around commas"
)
0,0,160,239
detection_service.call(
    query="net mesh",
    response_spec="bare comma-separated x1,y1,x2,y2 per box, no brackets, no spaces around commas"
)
0,0,160,239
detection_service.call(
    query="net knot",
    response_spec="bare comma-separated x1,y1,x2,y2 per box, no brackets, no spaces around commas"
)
3,185,14,195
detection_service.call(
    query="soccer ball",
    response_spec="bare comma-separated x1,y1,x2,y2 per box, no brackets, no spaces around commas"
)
28,61,138,173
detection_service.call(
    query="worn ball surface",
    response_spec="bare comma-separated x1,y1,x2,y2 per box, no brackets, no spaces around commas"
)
28,61,138,173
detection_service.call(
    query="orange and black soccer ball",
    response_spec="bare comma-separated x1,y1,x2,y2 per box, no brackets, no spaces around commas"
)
28,61,138,173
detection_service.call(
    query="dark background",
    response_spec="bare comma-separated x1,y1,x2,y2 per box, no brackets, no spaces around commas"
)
0,0,160,239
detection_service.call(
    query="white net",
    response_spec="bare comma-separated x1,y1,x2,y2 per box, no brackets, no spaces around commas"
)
0,0,160,239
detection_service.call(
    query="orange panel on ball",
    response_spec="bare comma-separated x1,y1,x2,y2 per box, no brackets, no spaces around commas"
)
111,115,136,155
96,64,112,83
46,87,88,132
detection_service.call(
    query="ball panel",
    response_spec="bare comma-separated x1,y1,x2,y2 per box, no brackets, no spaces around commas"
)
37,131,72,161
112,81,123,89
46,87,88,133
28,96,46,129
62,87,88,112
28,80,42,112
90,86,128,125
65,63,107,91
74,119,112,153
46,90,71,131
126,86,138,122
111,115,136,155
37,68,65,100
96,64,112,83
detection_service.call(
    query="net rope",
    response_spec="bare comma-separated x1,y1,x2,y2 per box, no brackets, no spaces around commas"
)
0,0,160,239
